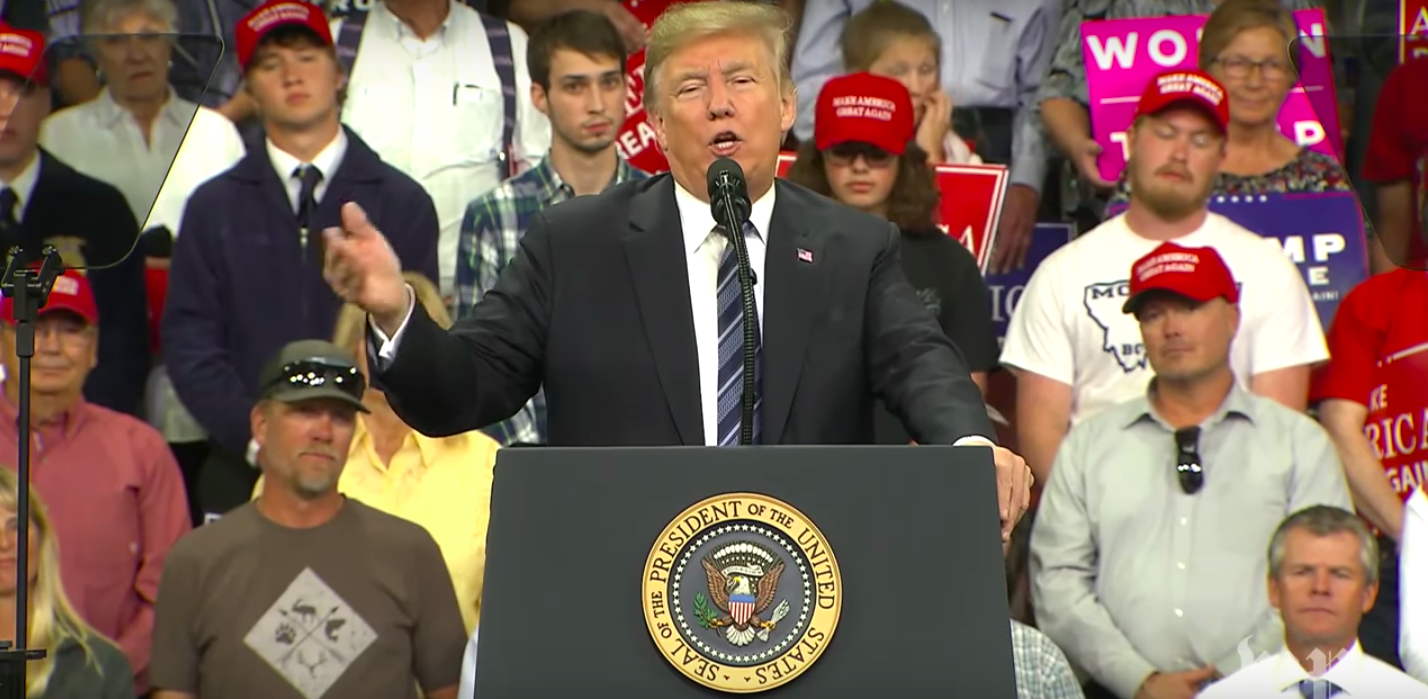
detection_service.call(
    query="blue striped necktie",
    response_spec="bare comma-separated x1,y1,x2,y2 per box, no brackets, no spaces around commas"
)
715,222,762,446
1297,679,1343,699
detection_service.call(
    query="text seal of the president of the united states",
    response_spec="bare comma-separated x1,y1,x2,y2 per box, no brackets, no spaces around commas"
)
642,493,842,693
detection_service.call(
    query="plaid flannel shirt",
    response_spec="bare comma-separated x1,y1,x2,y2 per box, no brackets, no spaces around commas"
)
1011,620,1085,699
454,154,648,445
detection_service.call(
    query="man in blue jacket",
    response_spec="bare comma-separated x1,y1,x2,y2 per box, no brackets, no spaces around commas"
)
163,0,440,520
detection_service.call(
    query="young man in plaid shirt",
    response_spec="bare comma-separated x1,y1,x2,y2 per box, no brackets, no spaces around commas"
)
454,8,647,445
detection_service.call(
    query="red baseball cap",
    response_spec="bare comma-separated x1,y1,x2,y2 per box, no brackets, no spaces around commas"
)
235,0,334,70
0,24,47,87
814,72,916,156
1,270,98,325
1123,242,1239,314
1135,70,1230,133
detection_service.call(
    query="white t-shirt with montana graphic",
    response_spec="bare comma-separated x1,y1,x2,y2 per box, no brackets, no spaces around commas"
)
1001,212,1328,424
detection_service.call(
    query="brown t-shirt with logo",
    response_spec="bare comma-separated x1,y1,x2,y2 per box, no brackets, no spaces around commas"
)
150,499,467,699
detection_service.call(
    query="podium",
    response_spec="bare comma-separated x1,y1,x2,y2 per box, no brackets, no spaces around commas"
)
471,446,1020,697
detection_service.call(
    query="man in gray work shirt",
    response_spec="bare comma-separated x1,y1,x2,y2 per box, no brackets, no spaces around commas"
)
1029,241,1352,699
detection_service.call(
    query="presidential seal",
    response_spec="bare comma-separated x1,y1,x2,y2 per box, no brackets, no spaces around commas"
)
642,493,842,693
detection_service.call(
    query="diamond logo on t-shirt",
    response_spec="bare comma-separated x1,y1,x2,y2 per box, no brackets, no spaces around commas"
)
1083,281,1147,373
243,567,378,699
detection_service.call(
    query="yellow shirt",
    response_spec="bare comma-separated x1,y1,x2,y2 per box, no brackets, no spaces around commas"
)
254,419,498,634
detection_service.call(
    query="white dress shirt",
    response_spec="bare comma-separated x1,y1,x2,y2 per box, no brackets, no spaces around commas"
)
0,152,40,214
1198,640,1428,698
1403,488,1428,683
265,129,349,211
334,0,550,294
39,88,245,235
372,177,994,447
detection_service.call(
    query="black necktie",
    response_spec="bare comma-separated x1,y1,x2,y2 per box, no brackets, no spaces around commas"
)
294,165,323,229
0,188,19,253
293,166,323,259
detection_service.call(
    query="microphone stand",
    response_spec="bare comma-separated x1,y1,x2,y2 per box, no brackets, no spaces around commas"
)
713,174,759,446
0,245,61,698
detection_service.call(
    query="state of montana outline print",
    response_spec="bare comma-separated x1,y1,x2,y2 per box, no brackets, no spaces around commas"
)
1083,281,1148,372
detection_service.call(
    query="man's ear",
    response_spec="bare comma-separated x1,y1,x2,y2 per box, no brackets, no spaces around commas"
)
531,82,550,118
251,403,269,452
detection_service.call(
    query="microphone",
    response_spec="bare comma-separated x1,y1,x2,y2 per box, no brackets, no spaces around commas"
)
708,157,753,235
705,157,759,445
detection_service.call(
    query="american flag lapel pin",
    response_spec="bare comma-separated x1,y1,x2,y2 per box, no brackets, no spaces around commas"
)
797,248,814,264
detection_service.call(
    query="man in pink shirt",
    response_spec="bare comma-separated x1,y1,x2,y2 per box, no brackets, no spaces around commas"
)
0,269,190,695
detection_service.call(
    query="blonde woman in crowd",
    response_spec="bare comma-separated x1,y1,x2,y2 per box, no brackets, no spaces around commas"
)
255,273,499,635
0,469,132,699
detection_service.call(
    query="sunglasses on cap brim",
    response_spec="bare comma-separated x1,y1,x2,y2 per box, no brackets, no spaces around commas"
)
265,357,366,403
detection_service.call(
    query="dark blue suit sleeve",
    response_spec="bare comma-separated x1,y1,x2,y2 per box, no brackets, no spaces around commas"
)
84,241,150,416
865,223,995,445
161,199,255,454
394,185,440,285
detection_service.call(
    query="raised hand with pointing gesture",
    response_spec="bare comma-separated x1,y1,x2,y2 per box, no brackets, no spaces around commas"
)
322,202,411,336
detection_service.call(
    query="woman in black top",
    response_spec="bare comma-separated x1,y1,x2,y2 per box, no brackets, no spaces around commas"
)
786,72,999,445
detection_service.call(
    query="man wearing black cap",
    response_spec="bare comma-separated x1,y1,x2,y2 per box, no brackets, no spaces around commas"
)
151,339,466,699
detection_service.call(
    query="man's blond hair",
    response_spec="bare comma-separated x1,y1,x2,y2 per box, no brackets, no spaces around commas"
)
642,1,794,115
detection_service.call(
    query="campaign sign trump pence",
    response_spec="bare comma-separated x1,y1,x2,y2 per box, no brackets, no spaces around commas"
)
775,153,1010,270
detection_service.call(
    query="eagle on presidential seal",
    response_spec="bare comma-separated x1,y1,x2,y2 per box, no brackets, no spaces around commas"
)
699,542,792,647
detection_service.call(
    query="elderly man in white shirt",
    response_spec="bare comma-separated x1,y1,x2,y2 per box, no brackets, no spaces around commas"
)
333,0,551,297
1402,489,1428,683
1201,505,1428,699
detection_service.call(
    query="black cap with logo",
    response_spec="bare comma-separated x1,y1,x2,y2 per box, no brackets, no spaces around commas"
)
256,340,369,412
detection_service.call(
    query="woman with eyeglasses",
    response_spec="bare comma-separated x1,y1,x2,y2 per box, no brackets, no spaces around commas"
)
785,73,998,445
1104,0,1355,216
0,468,134,699
40,0,245,235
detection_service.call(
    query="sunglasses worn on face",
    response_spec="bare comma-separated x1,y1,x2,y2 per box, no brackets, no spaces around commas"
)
1174,427,1204,495
826,143,895,168
267,358,366,402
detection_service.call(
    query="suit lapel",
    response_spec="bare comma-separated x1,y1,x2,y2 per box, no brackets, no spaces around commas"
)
623,176,703,445
762,182,826,443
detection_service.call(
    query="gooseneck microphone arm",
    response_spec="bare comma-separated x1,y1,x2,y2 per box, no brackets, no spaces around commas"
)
708,159,758,446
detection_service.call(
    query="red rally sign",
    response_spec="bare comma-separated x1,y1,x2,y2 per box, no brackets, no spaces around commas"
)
776,154,1010,271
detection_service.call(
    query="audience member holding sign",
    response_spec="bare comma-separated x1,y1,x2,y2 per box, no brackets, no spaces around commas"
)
1037,0,1321,230
784,72,999,444
1103,0,1354,216
1002,68,1326,483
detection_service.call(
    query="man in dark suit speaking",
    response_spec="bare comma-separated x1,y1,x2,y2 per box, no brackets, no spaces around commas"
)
321,2,1032,536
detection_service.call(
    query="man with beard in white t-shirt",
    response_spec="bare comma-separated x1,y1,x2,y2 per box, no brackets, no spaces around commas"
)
1002,69,1326,483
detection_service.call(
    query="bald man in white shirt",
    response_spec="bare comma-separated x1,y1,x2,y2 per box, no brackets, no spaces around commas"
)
1200,506,1428,699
